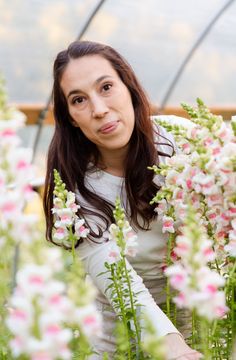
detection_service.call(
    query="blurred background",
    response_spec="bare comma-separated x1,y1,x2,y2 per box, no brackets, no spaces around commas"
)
0,0,235,177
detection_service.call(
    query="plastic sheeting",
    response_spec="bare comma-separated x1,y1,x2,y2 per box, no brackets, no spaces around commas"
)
0,0,235,107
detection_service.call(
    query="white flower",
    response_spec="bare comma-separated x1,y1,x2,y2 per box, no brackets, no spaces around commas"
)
124,232,138,257
41,247,64,273
55,208,74,226
75,218,89,238
162,215,175,233
66,191,80,213
225,239,236,257
108,223,119,241
53,226,69,242
107,242,121,264
74,304,102,337
16,264,52,297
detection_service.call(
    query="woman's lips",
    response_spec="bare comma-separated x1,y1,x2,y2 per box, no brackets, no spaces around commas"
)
99,120,119,134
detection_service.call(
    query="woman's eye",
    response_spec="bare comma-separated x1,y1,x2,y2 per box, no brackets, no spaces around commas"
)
72,96,85,104
102,83,112,92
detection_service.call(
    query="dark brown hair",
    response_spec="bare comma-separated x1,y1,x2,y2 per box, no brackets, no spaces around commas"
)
43,40,173,246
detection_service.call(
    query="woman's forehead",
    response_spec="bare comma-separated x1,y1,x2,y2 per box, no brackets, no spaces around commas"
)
61,55,119,93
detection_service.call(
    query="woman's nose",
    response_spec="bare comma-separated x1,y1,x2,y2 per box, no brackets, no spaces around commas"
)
91,96,109,118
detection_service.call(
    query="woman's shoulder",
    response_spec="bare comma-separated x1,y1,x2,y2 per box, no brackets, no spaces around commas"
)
151,114,194,156
150,115,177,157
151,114,195,131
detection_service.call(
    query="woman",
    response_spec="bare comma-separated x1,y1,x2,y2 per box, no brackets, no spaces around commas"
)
44,40,201,359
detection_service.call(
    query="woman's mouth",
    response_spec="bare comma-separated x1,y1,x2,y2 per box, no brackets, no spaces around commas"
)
99,121,119,134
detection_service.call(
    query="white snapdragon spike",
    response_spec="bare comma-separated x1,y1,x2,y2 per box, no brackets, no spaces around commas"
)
162,215,175,234
74,304,102,337
154,107,236,272
0,127,21,148
6,263,102,359
225,219,236,257
74,218,90,238
109,220,138,258
0,111,39,248
154,199,168,217
0,110,26,130
107,242,122,264
164,209,228,321
40,247,64,273
52,173,90,246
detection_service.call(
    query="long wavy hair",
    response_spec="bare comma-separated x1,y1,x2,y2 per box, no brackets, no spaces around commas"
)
43,40,173,246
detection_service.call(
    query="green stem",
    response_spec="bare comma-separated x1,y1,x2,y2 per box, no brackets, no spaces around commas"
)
166,233,174,319
166,278,171,319
225,261,236,289
214,257,221,274
69,226,76,263
122,258,142,356
199,318,211,360
191,309,197,348
111,265,132,360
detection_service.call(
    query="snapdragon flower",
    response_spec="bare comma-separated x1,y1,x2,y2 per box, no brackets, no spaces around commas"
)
165,207,228,321
52,170,89,247
152,100,236,263
0,106,39,247
6,261,102,359
109,217,138,259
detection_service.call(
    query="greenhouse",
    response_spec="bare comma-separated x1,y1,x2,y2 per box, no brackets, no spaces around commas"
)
0,1,236,359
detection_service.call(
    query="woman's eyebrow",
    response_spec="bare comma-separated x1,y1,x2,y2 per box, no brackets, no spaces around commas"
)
67,75,113,99
95,75,113,84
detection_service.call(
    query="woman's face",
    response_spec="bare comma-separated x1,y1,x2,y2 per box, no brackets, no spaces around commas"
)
60,55,135,155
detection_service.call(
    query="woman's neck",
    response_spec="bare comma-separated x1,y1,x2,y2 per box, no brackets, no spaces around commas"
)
97,146,128,177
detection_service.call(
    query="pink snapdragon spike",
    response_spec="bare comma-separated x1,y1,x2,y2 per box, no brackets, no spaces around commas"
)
153,100,236,267
107,242,121,264
75,219,90,238
164,206,228,321
74,304,102,337
162,215,175,233
109,219,138,258
52,170,90,247
6,261,102,359
0,108,40,247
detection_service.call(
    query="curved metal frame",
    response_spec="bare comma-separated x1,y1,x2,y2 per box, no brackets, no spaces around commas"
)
32,0,107,161
159,0,235,111
32,0,235,159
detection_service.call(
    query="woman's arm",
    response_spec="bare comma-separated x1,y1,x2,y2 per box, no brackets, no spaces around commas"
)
78,240,202,359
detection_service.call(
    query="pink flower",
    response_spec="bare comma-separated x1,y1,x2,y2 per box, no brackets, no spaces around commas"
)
75,219,89,238
207,194,223,207
202,247,215,261
154,199,168,216
107,243,121,264
186,179,193,190
45,324,61,336
66,191,80,213
55,208,74,226
225,240,236,257
205,284,218,294
75,304,102,337
32,353,52,360
16,159,30,170
164,264,187,291
124,232,138,257
175,241,189,257
9,336,25,357
181,142,191,154
173,188,185,201
174,293,187,308
162,216,175,233
53,227,68,241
